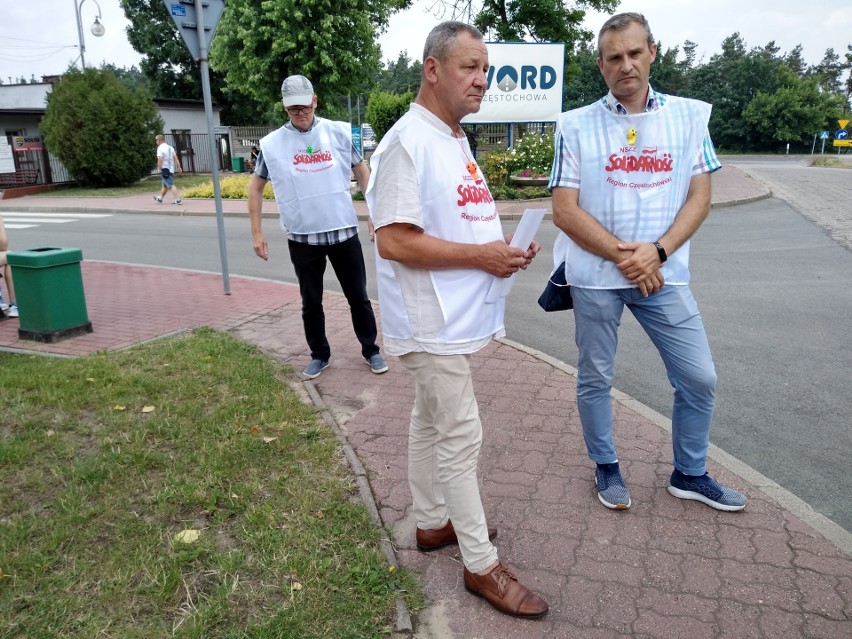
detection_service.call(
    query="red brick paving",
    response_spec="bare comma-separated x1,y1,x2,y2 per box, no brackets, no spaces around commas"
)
2,170,850,638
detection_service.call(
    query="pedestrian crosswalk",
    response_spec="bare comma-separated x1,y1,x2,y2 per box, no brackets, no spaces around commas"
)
0,212,112,230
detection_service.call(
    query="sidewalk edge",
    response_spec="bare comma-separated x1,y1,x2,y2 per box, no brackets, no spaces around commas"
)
499,336,852,558
301,380,414,634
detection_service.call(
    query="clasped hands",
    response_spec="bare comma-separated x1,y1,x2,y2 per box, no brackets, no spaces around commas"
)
616,241,665,297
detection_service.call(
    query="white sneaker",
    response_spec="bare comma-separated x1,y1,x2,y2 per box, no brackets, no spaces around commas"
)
153,195,163,203
173,198,183,205
7,304,18,318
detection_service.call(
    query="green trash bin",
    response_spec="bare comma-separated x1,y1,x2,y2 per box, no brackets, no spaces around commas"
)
231,156,245,172
6,247,93,343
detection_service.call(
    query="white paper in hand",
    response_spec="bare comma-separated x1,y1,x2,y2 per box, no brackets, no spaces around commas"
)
485,208,546,303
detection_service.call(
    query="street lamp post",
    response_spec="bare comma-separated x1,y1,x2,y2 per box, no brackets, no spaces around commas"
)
74,0,105,70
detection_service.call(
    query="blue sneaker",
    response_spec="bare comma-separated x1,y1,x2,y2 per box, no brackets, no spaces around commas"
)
667,470,747,511
595,463,631,510
366,353,388,374
303,359,329,379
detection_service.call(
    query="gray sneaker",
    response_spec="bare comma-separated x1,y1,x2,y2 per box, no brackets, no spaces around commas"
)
366,353,388,374
303,359,329,379
595,463,631,510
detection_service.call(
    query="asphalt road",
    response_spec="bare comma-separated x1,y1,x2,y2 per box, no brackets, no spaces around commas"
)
6,163,852,534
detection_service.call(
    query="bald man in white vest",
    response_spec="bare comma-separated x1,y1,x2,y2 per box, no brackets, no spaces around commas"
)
366,22,548,619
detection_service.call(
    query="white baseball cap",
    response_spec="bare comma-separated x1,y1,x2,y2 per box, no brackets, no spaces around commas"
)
281,75,314,107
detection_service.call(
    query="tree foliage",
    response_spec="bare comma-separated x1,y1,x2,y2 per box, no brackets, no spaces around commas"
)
377,52,422,95
119,0,260,124
209,0,409,122
365,91,414,142
743,73,844,147
563,43,607,110
434,0,618,45
41,68,163,187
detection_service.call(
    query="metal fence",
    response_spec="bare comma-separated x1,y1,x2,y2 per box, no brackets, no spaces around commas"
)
463,122,556,157
0,148,73,188
2,122,553,189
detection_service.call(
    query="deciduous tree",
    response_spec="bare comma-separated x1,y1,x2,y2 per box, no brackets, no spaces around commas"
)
210,0,409,119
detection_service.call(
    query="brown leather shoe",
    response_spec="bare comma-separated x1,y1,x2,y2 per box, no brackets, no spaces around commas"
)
463,563,549,618
416,519,497,552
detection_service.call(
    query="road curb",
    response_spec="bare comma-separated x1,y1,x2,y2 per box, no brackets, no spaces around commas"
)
499,336,852,558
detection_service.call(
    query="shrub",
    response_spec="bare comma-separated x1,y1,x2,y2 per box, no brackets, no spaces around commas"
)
365,90,414,142
489,184,551,200
507,131,555,177
182,175,275,199
40,67,163,187
480,149,514,188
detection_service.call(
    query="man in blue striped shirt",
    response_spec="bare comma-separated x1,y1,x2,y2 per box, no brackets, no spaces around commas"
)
548,13,746,513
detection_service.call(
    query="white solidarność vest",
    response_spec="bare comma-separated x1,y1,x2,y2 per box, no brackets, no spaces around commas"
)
554,96,711,288
369,111,505,345
260,119,355,235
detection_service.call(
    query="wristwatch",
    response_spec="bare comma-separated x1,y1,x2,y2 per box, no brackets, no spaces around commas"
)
653,241,668,264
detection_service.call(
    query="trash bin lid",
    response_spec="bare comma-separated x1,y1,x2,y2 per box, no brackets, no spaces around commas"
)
7,247,84,268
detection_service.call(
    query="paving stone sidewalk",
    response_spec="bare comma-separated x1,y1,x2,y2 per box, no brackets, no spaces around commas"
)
2,165,851,637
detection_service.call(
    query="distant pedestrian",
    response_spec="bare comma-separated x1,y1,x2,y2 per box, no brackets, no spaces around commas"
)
549,12,747,512
367,22,548,619
0,214,18,318
248,74,387,379
154,134,183,205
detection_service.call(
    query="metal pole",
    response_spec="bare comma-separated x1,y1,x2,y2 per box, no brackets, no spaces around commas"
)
810,133,816,155
74,0,86,69
195,0,231,294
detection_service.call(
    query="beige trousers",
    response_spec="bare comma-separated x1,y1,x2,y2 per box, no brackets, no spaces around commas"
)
400,351,498,573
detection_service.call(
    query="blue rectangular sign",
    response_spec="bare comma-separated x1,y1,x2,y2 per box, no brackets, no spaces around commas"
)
170,4,186,16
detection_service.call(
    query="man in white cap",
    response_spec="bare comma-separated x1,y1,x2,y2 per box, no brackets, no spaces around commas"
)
248,74,387,379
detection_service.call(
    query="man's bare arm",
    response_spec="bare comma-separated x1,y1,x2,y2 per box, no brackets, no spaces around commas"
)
375,223,528,278
552,186,631,263
616,172,712,282
248,174,269,261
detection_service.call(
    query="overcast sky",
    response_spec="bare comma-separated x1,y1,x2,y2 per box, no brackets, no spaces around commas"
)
1,0,850,85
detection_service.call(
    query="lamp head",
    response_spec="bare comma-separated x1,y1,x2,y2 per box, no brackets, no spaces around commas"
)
90,17,105,38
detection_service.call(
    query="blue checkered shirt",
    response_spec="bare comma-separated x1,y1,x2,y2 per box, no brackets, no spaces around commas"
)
550,85,720,185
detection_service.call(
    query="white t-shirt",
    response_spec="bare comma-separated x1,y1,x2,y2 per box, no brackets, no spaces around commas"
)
368,103,504,356
156,142,176,172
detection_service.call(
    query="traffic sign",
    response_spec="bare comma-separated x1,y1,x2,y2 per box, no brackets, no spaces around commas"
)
820,131,830,140
833,140,852,147
839,119,850,130
836,130,849,140
163,0,225,60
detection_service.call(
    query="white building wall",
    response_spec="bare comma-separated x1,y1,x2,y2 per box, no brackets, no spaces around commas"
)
158,106,221,134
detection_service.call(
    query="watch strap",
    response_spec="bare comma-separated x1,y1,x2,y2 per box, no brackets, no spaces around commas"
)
653,241,667,264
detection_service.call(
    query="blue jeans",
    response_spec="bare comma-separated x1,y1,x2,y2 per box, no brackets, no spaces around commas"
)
572,285,716,475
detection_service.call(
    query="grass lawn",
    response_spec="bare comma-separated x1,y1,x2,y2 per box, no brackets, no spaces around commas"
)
41,175,214,198
0,329,420,638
